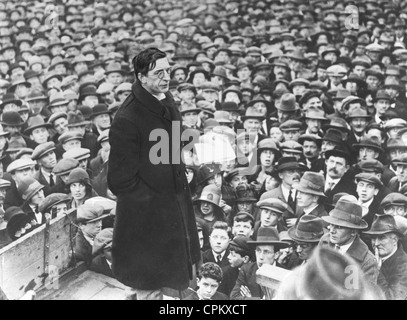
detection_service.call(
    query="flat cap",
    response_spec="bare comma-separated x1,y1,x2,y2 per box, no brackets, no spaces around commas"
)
6,158,36,173
63,147,91,161
279,119,302,131
53,158,80,176
256,198,290,215
39,193,70,213
58,131,83,144
77,204,104,224
355,172,383,188
0,179,11,189
380,193,407,208
31,141,56,161
92,228,113,256
357,159,384,173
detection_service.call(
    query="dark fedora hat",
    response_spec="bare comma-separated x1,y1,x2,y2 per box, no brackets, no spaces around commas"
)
322,128,345,145
23,115,52,135
288,215,326,243
67,110,91,127
90,104,111,118
276,156,304,172
276,93,299,112
352,135,384,154
322,195,368,229
241,107,266,122
247,227,289,249
325,146,351,163
1,111,24,127
363,214,403,238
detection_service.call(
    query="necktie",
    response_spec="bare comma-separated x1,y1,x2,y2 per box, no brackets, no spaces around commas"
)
49,173,54,187
287,189,295,212
326,182,334,193
217,255,222,264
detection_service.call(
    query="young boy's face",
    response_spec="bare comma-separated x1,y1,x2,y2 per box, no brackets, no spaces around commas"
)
197,276,219,300
227,250,246,268
232,220,253,237
209,229,229,254
260,208,281,227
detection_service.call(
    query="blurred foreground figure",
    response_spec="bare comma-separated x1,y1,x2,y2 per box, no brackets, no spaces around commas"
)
274,247,385,300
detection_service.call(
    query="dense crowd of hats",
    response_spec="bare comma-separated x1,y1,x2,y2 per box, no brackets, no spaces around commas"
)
1,0,407,300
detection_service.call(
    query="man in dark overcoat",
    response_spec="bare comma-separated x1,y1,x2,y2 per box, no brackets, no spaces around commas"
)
108,48,201,300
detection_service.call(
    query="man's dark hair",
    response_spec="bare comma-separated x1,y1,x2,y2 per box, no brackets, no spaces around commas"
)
210,221,229,235
228,242,252,261
132,47,166,81
197,262,223,282
233,214,254,228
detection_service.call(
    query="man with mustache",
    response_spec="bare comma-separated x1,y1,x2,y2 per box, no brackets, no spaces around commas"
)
261,157,306,227
323,147,357,209
298,134,324,173
353,135,384,163
31,141,63,197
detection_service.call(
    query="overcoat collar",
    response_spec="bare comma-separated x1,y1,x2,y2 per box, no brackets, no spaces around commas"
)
132,80,172,123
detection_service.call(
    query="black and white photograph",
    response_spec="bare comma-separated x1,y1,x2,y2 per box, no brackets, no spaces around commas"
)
0,0,406,305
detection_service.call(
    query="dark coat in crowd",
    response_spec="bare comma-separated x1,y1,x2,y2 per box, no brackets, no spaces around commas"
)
230,262,263,300
108,81,201,291
377,244,407,300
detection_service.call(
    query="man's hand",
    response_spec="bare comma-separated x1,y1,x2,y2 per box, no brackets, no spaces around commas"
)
286,218,297,228
240,285,252,298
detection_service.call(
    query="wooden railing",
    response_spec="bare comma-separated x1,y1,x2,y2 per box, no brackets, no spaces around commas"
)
0,209,77,300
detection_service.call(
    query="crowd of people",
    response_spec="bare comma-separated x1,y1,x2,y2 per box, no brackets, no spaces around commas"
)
1,0,407,300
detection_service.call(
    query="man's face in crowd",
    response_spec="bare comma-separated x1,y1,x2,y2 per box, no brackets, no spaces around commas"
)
173,69,186,82
279,168,301,187
353,65,366,78
374,99,390,115
296,191,317,208
385,87,399,100
366,75,380,90
237,201,254,213
209,228,229,254
396,164,407,183
326,156,348,179
93,114,111,130
202,90,218,103
178,89,195,102
260,150,275,167
232,220,253,238
296,242,315,261
350,117,368,135
282,129,300,142
243,119,261,133
329,224,355,245
139,57,171,96
273,66,288,79
358,147,379,161
237,66,251,81
389,148,406,162
317,68,328,82
383,204,407,217
329,75,343,86
255,245,275,268
107,72,124,86
196,276,219,300
303,140,319,159
69,125,86,136
30,127,49,144
356,180,378,203
39,151,57,170
229,175,248,189
371,233,398,258
182,111,198,127
305,118,322,134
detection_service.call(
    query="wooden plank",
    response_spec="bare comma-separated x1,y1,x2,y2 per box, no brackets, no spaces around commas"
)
256,265,292,300
38,270,129,300
0,210,77,300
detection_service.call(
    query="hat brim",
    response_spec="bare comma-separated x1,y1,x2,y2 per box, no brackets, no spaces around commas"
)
24,123,53,135
322,215,368,230
352,144,383,154
247,239,290,249
287,226,325,243
363,229,403,238
241,116,266,122
292,183,326,197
